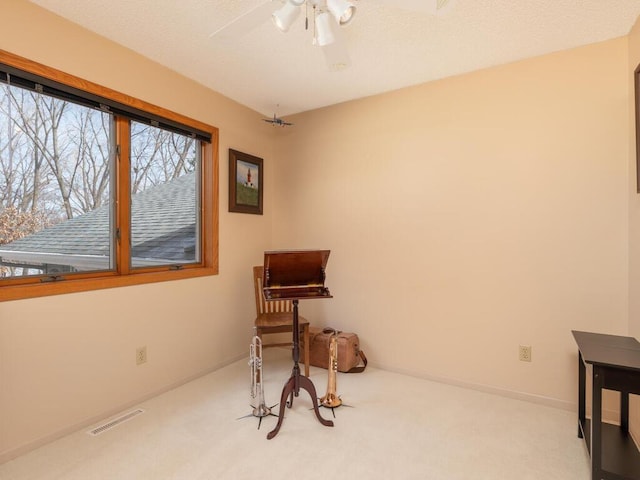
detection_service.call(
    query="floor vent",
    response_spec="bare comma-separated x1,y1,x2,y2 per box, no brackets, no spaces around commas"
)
87,409,145,436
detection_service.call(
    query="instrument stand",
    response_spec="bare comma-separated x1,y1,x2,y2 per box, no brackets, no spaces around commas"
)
237,403,278,430
319,402,354,418
267,300,333,439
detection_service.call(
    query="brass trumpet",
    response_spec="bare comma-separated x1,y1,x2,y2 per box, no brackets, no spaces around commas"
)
320,331,342,408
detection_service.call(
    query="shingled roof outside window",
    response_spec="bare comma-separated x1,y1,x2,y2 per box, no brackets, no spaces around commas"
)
0,173,197,274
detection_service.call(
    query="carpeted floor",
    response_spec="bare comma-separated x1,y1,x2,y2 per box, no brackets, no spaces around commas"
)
0,348,590,479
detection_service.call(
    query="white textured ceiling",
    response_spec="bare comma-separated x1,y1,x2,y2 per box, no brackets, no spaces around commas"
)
28,0,640,117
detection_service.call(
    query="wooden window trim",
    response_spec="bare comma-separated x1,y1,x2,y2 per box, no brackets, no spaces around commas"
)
0,50,219,302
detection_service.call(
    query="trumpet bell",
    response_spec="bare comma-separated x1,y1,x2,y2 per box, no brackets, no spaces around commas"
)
320,392,342,408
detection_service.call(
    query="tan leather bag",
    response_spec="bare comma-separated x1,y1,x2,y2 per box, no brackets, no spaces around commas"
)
303,327,367,373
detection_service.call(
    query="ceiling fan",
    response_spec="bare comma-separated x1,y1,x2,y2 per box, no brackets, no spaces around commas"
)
263,112,294,126
210,0,456,72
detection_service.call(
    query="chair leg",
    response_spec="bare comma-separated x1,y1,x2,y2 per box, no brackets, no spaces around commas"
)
303,324,310,377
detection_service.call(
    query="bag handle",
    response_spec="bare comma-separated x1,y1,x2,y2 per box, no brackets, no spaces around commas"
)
322,328,368,373
322,328,340,335
346,350,367,373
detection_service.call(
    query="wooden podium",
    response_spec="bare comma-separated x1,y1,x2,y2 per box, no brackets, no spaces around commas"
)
262,250,334,439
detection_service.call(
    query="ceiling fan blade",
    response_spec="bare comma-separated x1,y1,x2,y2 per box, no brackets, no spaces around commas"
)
323,42,351,72
322,21,351,72
210,0,282,42
369,0,456,16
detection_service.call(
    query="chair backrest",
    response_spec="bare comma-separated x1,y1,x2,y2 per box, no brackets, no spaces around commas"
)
253,265,293,315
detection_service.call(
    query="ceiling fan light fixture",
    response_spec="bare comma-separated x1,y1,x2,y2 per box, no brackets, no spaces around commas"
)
326,0,356,26
272,1,301,32
315,11,335,46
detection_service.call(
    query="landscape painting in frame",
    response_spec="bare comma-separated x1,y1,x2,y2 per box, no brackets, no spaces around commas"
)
229,149,263,214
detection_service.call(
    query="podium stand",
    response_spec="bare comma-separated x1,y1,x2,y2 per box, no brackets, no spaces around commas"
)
262,250,334,439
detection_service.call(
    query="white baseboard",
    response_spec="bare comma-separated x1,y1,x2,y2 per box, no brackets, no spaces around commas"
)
0,352,246,465
370,361,575,412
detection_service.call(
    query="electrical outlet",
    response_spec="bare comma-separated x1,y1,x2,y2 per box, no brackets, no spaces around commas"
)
519,345,532,362
136,346,147,365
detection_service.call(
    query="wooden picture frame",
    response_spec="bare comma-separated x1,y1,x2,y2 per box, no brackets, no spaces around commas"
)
635,63,640,193
229,149,263,214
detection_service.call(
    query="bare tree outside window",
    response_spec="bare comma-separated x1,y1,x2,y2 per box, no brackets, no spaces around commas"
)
0,80,201,277
129,121,200,268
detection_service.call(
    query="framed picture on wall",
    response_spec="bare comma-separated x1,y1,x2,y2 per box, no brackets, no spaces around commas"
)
635,63,640,192
229,149,263,214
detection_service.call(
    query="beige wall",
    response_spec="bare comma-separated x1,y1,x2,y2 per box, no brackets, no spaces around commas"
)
1,0,637,463
630,5,640,343
0,0,278,460
628,12,640,448
274,38,630,410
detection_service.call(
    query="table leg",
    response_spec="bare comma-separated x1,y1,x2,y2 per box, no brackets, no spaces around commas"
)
591,366,603,480
578,351,585,439
621,390,629,433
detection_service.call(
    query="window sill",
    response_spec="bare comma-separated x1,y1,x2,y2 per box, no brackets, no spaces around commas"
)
0,266,218,302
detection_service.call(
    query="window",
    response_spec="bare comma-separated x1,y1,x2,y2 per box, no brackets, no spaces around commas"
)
0,78,115,276
129,121,201,269
0,51,218,301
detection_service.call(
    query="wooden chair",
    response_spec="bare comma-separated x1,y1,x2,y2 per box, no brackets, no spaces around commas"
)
253,265,310,377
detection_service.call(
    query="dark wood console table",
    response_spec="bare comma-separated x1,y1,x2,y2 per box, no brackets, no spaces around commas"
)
572,330,640,480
